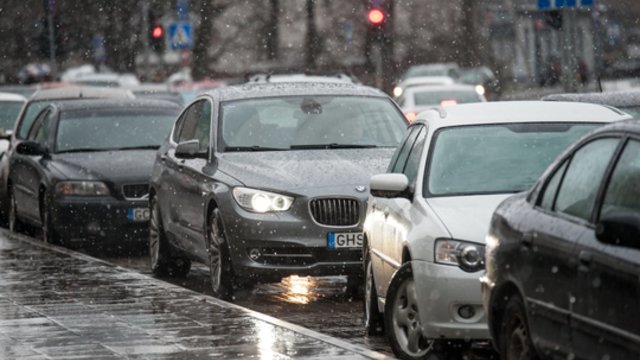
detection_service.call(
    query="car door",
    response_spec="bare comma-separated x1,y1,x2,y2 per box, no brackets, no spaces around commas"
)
571,137,640,360
373,125,426,296
527,137,621,356
11,108,53,223
174,99,212,259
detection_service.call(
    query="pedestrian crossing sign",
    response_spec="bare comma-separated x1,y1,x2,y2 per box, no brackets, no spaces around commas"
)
168,22,193,50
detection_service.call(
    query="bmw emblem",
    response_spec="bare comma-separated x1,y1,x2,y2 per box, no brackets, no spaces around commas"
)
355,185,366,193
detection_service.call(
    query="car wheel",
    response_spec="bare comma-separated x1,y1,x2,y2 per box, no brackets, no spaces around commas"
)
40,193,60,244
8,189,26,234
501,294,538,360
149,197,191,277
208,208,235,300
364,253,384,335
385,262,433,360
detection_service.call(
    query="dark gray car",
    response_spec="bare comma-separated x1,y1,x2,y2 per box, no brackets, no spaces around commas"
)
149,82,408,299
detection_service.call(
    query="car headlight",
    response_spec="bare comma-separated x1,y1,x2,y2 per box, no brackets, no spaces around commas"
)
435,239,485,272
55,181,110,196
232,187,294,213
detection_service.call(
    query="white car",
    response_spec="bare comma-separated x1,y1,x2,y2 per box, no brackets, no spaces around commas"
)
362,101,632,359
0,92,26,150
397,84,486,122
392,76,456,98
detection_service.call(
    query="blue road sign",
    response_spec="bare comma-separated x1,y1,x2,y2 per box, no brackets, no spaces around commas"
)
168,22,193,50
538,0,594,9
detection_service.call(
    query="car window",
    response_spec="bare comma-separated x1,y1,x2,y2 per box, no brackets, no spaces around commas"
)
426,123,600,196
539,160,568,210
177,100,210,151
0,101,24,130
17,100,49,139
34,112,52,145
27,109,51,142
600,139,640,218
172,108,190,143
554,138,620,222
389,126,420,173
402,127,426,183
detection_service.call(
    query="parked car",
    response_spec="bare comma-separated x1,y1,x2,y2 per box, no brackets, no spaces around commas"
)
0,86,134,222
8,99,180,247
393,63,461,98
397,84,486,122
362,101,631,359
482,119,640,360
543,89,640,118
149,82,408,299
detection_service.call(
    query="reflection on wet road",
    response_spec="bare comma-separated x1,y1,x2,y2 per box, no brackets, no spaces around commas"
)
97,250,393,355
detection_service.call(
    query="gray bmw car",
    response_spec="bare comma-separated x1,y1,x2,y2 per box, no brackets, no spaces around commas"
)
149,82,408,298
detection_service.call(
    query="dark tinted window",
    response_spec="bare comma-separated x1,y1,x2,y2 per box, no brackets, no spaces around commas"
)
600,139,640,217
555,138,619,221
539,161,568,210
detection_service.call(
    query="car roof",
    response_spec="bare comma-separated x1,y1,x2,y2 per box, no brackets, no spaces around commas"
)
415,101,632,130
29,86,134,101
0,92,27,102
50,98,181,112
404,84,479,94
199,82,388,102
542,90,640,108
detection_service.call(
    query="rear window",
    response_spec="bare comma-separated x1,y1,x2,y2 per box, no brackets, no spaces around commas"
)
414,89,481,106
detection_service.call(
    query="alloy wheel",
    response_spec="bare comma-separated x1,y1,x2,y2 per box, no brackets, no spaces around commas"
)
391,277,430,357
9,191,17,233
149,199,162,270
208,211,225,294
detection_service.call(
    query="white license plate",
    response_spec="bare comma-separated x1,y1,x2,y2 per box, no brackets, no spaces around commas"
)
127,207,150,222
328,232,364,249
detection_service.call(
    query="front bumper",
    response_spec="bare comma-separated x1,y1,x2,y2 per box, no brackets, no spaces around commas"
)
219,202,364,282
51,196,149,244
412,260,490,340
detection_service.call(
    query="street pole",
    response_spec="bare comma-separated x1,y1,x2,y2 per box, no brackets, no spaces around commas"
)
561,8,578,92
47,0,57,79
142,0,151,80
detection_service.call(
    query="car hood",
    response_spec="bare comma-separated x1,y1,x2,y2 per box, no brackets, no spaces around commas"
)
217,148,395,193
50,149,156,183
426,194,513,244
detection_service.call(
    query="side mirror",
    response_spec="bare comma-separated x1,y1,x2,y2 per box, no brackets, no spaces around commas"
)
370,173,411,199
596,212,640,249
175,139,208,159
0,128,12,140
16,141,47,156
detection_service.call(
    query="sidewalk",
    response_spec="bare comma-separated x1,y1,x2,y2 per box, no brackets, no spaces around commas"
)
0,229,390,360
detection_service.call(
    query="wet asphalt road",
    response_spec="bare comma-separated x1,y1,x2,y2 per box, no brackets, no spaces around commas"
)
90,247,394,355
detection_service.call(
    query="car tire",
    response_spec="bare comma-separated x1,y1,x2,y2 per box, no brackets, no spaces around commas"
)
364,253,384,336
208,208,235,300
8,188,27,234
40,193,60,244
384,262,433,360
149,197,191,277
500,294,538,360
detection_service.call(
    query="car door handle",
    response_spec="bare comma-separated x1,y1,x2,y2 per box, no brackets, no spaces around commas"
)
578,251,592,272
522,232,534,249
160,153,167,162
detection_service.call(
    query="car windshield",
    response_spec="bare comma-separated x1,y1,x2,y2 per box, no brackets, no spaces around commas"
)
55,109,177,153
0,101,24,130
414,89,480,105
426,123,600,196
219,96,406,151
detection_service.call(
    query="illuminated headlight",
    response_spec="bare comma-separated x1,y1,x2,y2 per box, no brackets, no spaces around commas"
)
435,239,485,272
393,86,403,98
475,85,486,96
55,181,110,196
232,187,294,213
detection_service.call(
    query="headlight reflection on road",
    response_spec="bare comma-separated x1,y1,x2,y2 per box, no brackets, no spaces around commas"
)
279,275,318,305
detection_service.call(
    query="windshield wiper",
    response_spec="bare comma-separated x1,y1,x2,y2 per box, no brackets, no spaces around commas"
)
224,146,287,152
56,148,111,154
112,145,160,151
290,143,378,150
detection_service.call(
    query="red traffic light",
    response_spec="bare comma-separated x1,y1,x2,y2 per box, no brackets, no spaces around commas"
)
151,25,164,39
368,8,385,25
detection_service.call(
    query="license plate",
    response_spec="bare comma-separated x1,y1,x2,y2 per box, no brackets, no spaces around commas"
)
127,207,150,222
328,232,364,249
